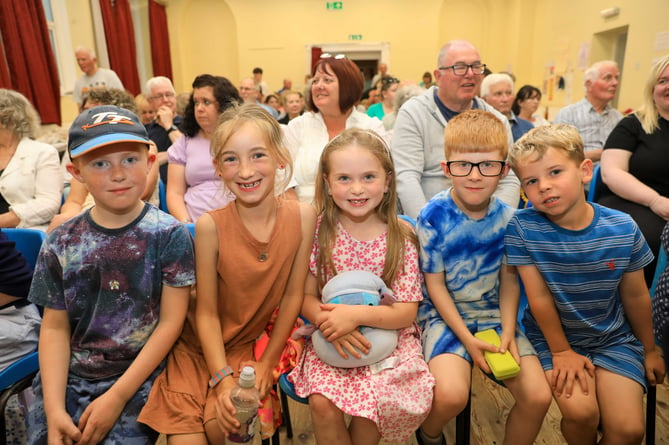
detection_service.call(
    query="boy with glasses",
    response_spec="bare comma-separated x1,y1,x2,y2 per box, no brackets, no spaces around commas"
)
415,110,551,445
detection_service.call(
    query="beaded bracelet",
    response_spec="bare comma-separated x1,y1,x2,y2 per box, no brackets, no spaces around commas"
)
208,366,234,388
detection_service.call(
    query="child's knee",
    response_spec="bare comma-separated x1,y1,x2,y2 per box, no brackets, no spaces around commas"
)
432,382,470,414
521,384,552,413
308,394,341,420
602,418,645,444
561,402,600,430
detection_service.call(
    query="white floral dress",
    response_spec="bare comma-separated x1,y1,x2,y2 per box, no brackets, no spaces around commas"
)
289,222,435,441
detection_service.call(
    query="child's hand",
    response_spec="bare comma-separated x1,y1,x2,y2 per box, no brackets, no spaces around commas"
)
318,304,359,341
47,409,81,445
644,348,666,385
331,331,372,360
550,349,595,397
500,332,521,365
239,360,273,400
76,390,126,444
464,335,499,374
214,377,240,436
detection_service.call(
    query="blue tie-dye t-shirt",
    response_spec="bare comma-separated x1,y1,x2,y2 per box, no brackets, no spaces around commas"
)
28,204,195,379
416,189,516,320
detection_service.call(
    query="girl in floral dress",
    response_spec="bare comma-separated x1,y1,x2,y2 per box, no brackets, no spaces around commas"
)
288,128,434,444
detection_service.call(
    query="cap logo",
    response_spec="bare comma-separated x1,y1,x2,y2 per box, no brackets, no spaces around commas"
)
82,111,135,131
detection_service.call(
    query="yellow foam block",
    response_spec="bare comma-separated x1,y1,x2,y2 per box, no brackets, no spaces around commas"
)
474,329,520,380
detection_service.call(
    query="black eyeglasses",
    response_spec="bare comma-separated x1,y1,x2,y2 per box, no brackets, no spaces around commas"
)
438,63,487,76
446,160,505,177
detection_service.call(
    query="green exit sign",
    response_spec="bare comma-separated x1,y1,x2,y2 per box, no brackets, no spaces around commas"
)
348,34,362,41
327,1,343,10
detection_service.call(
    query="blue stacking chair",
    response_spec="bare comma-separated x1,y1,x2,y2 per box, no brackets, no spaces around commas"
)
158,178,168,213
587,164,602,202
0,228,45,445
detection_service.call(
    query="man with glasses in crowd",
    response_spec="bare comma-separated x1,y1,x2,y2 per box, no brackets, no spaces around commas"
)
145,76,183,183
391,40,520,219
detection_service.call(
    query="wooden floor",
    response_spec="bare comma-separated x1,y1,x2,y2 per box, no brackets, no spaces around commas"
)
211,369,669,445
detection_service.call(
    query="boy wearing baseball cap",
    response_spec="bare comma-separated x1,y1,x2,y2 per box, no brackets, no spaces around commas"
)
26,106,195,444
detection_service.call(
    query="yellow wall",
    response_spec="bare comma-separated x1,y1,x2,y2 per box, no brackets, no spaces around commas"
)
59,0,669,124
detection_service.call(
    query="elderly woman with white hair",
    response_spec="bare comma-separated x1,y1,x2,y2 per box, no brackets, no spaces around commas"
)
599,54,669,284
0,89,62,230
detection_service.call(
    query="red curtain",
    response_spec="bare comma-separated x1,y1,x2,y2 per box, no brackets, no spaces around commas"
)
99,0,141,95
311,46,323,74
148,0,172,80
0,0,61,124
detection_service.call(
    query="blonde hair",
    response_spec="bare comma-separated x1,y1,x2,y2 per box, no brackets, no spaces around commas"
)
444,110,508,159
636,54,669,134
0,89,41,139
508,124,584,171
210,103,292,192
314,128,416,290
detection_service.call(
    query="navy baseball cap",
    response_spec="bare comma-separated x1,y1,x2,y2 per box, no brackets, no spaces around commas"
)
68,105,151,159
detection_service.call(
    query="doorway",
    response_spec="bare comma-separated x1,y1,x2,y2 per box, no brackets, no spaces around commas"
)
591,25,628,108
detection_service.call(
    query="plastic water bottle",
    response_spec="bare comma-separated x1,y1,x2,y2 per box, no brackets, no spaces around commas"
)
226,366,260,443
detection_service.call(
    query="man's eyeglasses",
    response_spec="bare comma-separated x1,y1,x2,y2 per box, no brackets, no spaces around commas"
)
446,160,505,177
382,77,400,85
151,92,176,101
438,63,487,76
320,53,347,60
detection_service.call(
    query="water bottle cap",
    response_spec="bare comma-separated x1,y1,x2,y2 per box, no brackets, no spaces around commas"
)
239,366,256,387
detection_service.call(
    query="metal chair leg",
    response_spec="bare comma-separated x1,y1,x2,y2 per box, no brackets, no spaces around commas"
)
455,389,471,445
646,384,656,445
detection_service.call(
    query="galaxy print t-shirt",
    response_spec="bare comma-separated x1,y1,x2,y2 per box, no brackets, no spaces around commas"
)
29,204,195,379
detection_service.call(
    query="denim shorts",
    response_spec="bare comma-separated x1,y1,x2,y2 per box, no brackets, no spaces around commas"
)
27,367,161,444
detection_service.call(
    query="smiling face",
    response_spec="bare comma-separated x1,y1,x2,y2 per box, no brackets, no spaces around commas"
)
516,146,593,225
435,43,483,111
311,64,340,114
653,65,669,117
215,122,277,208
441,149,508,218
324,143,390,224
68,142,153,217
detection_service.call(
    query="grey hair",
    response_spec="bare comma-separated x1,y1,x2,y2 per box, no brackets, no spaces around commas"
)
584,60,617,87
0,89,41,139
145,76,175,97
74,46,96,59
480,73,514,98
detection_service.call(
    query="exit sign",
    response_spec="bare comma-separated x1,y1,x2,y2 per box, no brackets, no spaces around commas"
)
348,34,362,41
327,1,343,10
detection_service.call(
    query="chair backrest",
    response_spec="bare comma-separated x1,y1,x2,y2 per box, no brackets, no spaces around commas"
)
651,243,668,298
185,223,195,237
3,228,46,271
587,164,602,202
158,178,168,213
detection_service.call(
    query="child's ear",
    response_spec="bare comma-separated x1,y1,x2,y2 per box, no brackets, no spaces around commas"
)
580,158,594,185
440,160,451,178
212,159,222,177
66,162,83,183
323,173,332,195
500,162,511,179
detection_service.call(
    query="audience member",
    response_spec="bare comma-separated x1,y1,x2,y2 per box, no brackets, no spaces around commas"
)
512,85,549,127
553,60,622,164
176,92,190,117
419,71,435,88
382,84,425,131
135,93,156,125
138,104,315,443
599,54,669,285
366,76,400,120
48,89,160,232
277,78,293,95
506,124,664,445
0,89,62,231
289,128,434,444
416,110,550,445
241,77,277,118
0,228,40,372
26,105,195,445
391,40,520,219
167,74,240,222
278,90,305,124
283,54,386,203
370,62,389,88
481,73,534,141
264,93,284,119
253,66,270,98
652,222,669,371
72,46,123,110
145,76,184,183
